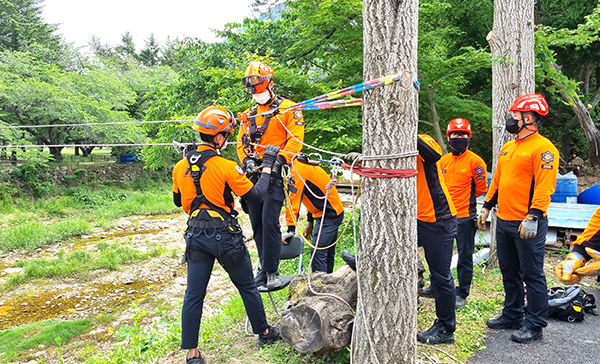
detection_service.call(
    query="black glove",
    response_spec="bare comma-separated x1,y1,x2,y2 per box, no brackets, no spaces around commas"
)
271,155,287,177
261,145,280,169
287,225,296,234
243,157,257,173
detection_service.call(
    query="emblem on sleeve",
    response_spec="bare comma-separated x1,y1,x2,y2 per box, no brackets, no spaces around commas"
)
235,165,244,175
474,166,484,175
541,151,554,163
294,111,303,120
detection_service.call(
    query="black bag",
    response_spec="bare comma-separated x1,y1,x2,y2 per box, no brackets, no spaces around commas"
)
547,286,596,322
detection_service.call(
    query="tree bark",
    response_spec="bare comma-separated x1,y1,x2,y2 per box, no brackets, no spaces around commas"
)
551,64,600,166
356,1,419,363
581,63,591,94
48,146,64,161
486,0,535,268
280,266,357,354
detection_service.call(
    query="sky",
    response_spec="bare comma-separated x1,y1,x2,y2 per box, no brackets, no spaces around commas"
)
41,0,255,51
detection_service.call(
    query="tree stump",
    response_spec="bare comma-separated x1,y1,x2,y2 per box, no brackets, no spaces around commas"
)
280,265,357,354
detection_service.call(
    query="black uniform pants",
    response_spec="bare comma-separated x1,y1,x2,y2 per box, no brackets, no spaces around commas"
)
311,212,344,273
418,217,457,331
455,216,477,299
246,177,285,272
181,230,268,349
496,217,548,330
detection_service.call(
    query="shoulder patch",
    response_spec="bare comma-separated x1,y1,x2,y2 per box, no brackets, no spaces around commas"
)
500,151,507,155
474,166,485,176
441,169,447,173
294,111,303,120
541,164,554,170
235,165,244,175
541,151,554,163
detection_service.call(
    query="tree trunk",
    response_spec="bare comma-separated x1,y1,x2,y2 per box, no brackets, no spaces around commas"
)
280,266,357,354
419,72,448,154
75,147,80,156
581,63,591,94
355,1,419,363
551,64,600,166
48,146,64,161
486,0,535,268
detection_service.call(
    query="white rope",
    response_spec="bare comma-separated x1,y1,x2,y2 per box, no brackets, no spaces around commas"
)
0,119,193,129
274,115,417,162
0,142,176,148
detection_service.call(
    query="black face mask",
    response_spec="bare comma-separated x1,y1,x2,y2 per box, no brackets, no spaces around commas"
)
449,137,469,155
505,117,522,134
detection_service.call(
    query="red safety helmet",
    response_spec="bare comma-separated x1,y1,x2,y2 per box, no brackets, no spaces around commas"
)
192,106,236,135
241,61,274,94
446,118,472,137
509,94,549,116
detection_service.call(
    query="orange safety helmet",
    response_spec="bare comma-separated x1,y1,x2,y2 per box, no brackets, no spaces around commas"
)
446,118,472,137
192,106,236,135
509,94,549,116
241,61,274,94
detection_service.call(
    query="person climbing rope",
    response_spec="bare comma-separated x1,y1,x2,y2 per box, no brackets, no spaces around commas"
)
236,60,305,290
172,106,281,363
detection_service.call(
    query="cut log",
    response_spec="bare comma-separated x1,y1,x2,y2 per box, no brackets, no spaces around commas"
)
280,265,357,354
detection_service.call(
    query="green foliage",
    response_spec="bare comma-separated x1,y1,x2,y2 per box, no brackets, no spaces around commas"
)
9,159,54,197
0,319,92,362
7,242,164,286
84,303,180,364
0,218,90,253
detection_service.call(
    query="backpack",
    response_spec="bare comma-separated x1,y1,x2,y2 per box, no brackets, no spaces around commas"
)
547,286,597,322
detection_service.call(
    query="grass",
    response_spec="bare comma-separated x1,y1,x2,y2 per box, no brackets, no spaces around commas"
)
0,319,93,363
0,184,178,254
5,242,165,287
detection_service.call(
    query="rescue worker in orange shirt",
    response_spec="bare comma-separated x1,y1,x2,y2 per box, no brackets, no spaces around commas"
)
478,94,559,344
284,156,345,273
416,134,458,345
172,106,281,363
439,118,488,309
556,207,600,283
237,61,305,290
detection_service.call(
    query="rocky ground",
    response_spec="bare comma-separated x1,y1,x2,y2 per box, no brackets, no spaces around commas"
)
0,212,248,364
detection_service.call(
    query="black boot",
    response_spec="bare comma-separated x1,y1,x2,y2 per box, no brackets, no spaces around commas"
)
186,353,206,364
341,250,356,271
254,268,267,287
258,325,282,348
486,314,523,330
511,326,542,343
421,284,434,298
417,319,454,344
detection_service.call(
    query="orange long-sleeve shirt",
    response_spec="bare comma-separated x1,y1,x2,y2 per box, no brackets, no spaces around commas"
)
236,96,305,164
572,207,600,257
417,134,457,223
284,160,344,226
440,150,488,219
172,145,253,215
483,132,559,221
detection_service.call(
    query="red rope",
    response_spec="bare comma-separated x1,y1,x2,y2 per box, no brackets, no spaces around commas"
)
342,163,417,178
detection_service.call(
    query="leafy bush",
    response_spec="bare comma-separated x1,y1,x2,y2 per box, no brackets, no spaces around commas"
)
10,160,54,198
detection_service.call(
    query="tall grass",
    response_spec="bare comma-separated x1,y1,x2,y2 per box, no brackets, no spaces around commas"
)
6,242,165,286
0,219,90,253
0,319,93,362
0,183,178,254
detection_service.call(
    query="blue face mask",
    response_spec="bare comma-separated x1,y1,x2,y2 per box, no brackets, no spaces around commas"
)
449,137,469,155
